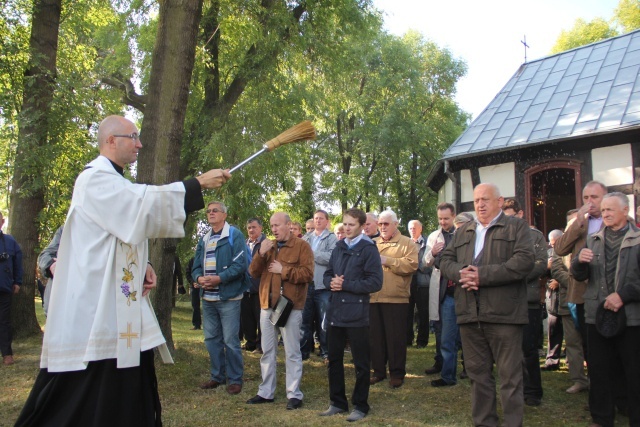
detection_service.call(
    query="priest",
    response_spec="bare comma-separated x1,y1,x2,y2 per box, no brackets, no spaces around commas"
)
15,115,230,427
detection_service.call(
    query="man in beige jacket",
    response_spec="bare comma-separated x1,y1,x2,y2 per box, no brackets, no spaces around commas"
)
369,210,418,389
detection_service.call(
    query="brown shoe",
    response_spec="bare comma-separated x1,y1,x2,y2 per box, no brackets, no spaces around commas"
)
389,378,404,388
370,376,385,385
3,355,14,365
227,384,242,395
200,380,223,389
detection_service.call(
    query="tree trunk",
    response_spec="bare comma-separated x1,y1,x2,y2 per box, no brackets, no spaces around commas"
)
137,0,204,351
9,0,62,339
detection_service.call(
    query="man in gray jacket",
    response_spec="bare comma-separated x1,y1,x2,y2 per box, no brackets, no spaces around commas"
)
439,183,534,427
301,209,338,361
571,192,640,427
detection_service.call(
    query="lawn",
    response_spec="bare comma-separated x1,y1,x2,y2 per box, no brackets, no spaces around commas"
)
0,297,622,426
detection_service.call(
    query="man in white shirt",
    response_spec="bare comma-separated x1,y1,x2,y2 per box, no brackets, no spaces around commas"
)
16,115,229,426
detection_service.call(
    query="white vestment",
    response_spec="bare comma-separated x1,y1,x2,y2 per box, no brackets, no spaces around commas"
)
41,155,186,372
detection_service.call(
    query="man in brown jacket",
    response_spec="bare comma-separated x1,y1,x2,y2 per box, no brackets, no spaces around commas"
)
553,180,606,377
246,212,314,410
439,183,534,427
369,209,418,389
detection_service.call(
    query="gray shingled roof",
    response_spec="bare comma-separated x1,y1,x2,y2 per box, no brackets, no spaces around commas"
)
442,29,640,160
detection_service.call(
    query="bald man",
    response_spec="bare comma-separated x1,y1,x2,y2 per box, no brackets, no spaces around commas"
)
247,212,314,410
439,183,534,427
16,115,230,426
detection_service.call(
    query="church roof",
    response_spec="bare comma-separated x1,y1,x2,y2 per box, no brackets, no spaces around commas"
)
442,30,640,161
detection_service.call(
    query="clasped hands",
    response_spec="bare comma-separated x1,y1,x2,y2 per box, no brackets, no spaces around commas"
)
459,265,479,291
196,275,221,290
330,274,344,292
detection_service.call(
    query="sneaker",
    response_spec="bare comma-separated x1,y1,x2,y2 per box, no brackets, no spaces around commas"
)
346,409,366,422
319,405,347,416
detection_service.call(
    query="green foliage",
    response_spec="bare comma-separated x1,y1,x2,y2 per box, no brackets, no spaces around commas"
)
614,0,640,33
550,18,618,54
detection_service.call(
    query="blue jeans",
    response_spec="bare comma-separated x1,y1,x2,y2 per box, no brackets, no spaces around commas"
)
202,298,243,385
440,295,460,384
300,285,330,358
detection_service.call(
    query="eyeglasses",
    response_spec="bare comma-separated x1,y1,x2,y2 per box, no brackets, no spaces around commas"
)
206,208,224,214
113,133,140,140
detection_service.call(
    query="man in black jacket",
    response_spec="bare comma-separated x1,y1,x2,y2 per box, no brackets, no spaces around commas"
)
319,208,383,422
242,218,265,352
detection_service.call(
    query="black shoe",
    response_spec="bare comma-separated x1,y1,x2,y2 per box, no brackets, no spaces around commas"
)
246,395,274,404
541,364,559,371
431,378,455,387
424,365,442,375
287,398,303,410
525,397,541,407
459,370,469,380
416,344,427,349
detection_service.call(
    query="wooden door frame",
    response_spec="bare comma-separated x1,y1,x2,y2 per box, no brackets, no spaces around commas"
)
524,160,583,228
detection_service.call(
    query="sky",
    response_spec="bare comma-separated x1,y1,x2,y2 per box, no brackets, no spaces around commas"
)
373,0,619,119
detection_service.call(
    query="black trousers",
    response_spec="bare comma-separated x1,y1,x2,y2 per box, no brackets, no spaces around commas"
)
0,292,13,356
576,303,588,364
406,283,429,346
522,307,543,399
327,325,370,414
191,286,201,328
240,292,261,350
15,350,161,427
587,324,640,427
370,303,408,380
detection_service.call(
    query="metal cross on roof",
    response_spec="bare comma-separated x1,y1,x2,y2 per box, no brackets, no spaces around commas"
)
521,35,530,63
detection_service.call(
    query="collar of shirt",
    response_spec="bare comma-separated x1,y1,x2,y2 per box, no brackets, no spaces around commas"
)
474,211,503,258
588,215,603,235
107,159,125,176
345,234,363,248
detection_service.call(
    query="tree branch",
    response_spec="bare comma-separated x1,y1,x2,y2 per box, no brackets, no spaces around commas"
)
101,75,147,113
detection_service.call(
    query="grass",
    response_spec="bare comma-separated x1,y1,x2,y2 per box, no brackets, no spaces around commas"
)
0,297,627,426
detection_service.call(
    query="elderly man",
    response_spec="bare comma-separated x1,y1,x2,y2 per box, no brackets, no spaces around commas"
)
319,208,383,422
192,201,250,394
439,183,534,427
0,211,22,366
407,219,430,348
16,115,229,426
364,213,380,239
554,180,608,373
571,193,640,427
369,210,418,389
247,212,314,410
301,210,337,362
